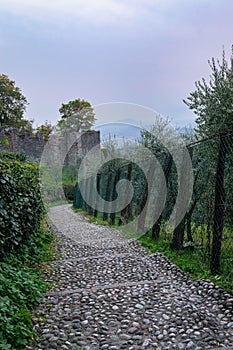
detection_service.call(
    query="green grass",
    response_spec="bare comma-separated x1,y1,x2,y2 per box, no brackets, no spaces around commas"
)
72,207,233,295
73,208,114,226
48,199,73,208
139,233,233,295
0,222,55,350
62,164,78,184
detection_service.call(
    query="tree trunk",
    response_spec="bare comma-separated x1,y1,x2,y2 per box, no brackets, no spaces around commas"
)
126,164,133,222
151,153,173,240
151,215,162,240
94,173,101,218
87,177,93,215
186,215,193,243
82,179,88,212
103,172,112,221
119,164,132,225
204,197,212,260
171,216,186,251
110,169,120,225
137,160,156,234
74,182,83,209
210,133,228,274
186,198,198,243
171,147,191,251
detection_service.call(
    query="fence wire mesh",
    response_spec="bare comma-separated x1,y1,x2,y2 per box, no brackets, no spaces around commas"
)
74,131,233,280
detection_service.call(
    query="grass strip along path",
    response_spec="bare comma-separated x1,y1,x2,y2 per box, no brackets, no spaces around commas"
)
27,204,233,350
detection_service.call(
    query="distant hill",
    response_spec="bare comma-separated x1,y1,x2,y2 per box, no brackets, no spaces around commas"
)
93,121,194,144
93,122,144,143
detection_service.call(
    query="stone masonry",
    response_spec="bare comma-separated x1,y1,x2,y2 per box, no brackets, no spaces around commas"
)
0,127,100,162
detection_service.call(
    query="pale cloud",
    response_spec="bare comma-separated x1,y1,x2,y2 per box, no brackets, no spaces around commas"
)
1,0,231,127
0,0,165,24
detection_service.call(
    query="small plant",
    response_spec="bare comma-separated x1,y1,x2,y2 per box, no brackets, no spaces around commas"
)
72,206,232,294
0,152,55,349
0,226,54,349
139,232,233,295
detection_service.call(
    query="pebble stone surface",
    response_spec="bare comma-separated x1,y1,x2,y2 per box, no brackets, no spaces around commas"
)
27,204,233,350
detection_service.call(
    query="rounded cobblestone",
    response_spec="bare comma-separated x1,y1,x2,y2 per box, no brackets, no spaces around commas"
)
27,205,233,350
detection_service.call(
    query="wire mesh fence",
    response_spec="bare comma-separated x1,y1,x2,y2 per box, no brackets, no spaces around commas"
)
74,131,233,278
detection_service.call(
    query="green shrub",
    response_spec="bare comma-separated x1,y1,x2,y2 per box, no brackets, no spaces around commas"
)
62,164,79,184
0,158,44,258
0,151,29,162
0,153,54,349
0,226,53,349
39,165,64,203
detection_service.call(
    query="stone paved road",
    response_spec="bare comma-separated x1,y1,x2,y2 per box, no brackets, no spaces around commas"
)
27,204,233,350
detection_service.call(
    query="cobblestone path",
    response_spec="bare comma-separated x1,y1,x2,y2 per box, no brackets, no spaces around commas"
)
28,204,233,350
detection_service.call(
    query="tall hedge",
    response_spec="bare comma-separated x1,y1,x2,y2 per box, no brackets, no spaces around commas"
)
0,155,44,258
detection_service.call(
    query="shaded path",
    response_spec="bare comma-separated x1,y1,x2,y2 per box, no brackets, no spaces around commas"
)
27,205,233,350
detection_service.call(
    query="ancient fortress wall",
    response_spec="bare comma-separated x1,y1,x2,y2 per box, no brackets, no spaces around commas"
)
0,128,100,163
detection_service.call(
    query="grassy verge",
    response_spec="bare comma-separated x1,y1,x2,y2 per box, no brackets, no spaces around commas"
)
47,199,73,208
73,208,112,226
72,207,233,295
0,222,55,350
138,233,233,295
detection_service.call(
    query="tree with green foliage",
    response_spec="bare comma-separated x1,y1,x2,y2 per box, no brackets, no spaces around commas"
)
140,116,181,240
58,98,96,132
184,48,233,136
184,47,233,274
0,74,29,129
36,121,53,140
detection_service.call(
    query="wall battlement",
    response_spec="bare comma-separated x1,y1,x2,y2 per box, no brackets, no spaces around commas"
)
0,127,100,163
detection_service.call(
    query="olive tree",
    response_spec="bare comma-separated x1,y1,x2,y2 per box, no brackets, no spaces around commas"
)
184,47,233,273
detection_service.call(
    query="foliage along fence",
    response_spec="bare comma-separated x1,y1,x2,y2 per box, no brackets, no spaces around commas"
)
74,132,233,276
0,152,44,258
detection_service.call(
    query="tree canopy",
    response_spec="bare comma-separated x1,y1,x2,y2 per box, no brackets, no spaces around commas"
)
36,121,53,140
184,47,233,274
58,98,96,133
0,74,29,129
184,48,233,136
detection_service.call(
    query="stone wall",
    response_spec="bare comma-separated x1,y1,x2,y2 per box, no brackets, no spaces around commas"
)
65,131,100,164
0,128,100,163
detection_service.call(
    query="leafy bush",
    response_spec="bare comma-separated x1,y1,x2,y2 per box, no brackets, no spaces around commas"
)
40,164,77,203
0,152,54,349
0,157,44,258
0,226,53,349
39,165,64,203
0,151,29,162
62,164,79,184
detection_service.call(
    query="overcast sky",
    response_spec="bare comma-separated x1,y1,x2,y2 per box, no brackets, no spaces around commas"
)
0,0,233,128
